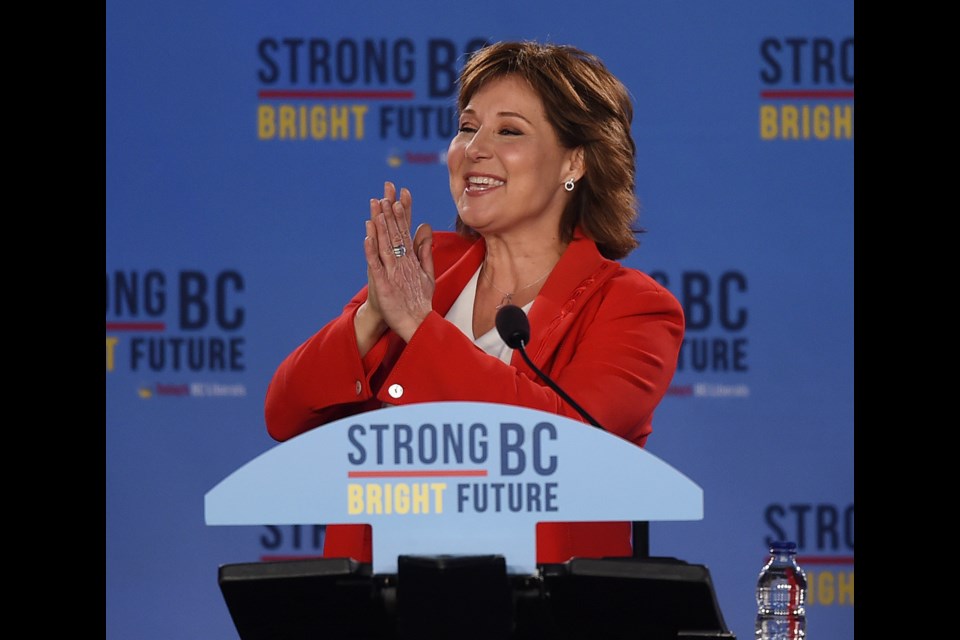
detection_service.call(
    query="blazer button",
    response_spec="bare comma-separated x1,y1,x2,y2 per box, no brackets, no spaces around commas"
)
355,380,363,396
388,383,404,399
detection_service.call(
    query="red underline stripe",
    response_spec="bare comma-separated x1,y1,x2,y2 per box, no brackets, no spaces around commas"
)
258,89,415,100
796,556,854,565
105,322,166,331
348,469,488,478
760,90,854,99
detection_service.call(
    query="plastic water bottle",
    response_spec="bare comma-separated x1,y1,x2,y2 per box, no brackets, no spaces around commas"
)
755,540,807,639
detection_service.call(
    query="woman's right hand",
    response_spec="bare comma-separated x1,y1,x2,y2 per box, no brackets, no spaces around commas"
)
354,182,409,355
362,181,434,343
363,182,410,317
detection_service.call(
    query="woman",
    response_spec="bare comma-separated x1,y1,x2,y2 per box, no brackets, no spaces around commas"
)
264,41,685,564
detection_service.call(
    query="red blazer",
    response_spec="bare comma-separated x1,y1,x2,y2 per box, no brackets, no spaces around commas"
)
265,229,684,563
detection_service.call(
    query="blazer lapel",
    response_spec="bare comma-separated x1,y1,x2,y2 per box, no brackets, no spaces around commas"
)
432,236,487,315
524,233,618,365
425,230,618,376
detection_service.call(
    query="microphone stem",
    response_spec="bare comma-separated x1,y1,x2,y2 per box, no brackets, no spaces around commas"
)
515,343,604,430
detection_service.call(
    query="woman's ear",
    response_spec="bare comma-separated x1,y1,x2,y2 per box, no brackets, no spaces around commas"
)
568,146,586,182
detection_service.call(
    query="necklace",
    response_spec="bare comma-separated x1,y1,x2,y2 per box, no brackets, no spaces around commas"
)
482,261,552,309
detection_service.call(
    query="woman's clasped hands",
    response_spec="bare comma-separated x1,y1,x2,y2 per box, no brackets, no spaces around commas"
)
357,181,435,346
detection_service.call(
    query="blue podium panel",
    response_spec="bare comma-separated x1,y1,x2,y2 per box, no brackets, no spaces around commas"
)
206,401,702,574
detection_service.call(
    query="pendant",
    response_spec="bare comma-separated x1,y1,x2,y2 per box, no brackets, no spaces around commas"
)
496,293,513,310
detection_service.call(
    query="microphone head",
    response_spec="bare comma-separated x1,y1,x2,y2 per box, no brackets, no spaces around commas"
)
495,304,530,349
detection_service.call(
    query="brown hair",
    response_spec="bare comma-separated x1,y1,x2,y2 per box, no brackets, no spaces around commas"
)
454,40,641,260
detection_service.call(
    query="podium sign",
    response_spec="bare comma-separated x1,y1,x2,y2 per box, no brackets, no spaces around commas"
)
205,402,703,574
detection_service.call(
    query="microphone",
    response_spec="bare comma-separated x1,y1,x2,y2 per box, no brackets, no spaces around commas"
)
496,304,649,558
495,304,605,431
494,303,530,350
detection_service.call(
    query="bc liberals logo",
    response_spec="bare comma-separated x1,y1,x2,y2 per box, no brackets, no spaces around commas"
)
652,269,751,399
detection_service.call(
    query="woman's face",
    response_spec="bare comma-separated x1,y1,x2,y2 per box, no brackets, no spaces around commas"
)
447,74,580,239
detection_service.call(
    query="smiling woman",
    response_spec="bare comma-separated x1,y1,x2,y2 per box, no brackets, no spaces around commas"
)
263,40,686,565
447,73,580,297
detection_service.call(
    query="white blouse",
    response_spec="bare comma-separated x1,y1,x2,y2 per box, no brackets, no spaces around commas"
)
443,266,534,364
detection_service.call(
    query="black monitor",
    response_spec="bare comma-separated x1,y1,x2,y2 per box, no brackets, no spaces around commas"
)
538,556,735,640
218,557,390,639
217,555,735,640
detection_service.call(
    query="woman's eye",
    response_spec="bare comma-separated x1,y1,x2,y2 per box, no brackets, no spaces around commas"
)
455,124,520,135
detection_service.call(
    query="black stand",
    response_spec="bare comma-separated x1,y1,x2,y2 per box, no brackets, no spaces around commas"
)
632,520,650,558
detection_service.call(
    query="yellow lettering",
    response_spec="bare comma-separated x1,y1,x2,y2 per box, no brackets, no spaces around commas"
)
346,482,448,515
383,483,392,515
347,484,363,514
258,105,276,139
106,337,119,372
817,570,835,605
431,482,446,514
759,104,854,140
330,106,349,139
351,105,368,139
257,104,369,140
395,483,410,514
412,483,429,514
366,483,383,514
834,105,854,138
760,105,778,139
813,105,831,139
838,571,854,605
781,105,799,139
312,106,327,138
279,105,297,139
806,569,854,606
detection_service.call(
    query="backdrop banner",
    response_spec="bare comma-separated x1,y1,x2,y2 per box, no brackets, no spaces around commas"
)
106,2,854,638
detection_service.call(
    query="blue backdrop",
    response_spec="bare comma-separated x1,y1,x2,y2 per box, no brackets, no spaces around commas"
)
106,1,854,638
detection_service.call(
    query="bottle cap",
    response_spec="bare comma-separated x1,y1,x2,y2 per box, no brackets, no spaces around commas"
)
770,541,797,552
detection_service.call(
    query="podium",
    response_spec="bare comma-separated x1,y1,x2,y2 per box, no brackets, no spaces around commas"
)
206,402,735,639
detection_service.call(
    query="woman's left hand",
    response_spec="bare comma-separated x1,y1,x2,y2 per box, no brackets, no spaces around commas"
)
363,182,435,342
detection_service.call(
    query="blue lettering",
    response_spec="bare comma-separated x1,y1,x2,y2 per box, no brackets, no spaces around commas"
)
545,483,558,511
394,424,413,464
456,483,470,512
468,423,488,463
369,424,389,464
418,423,437,464
499,423,525,476
347,424,366,464
532,422,558,475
